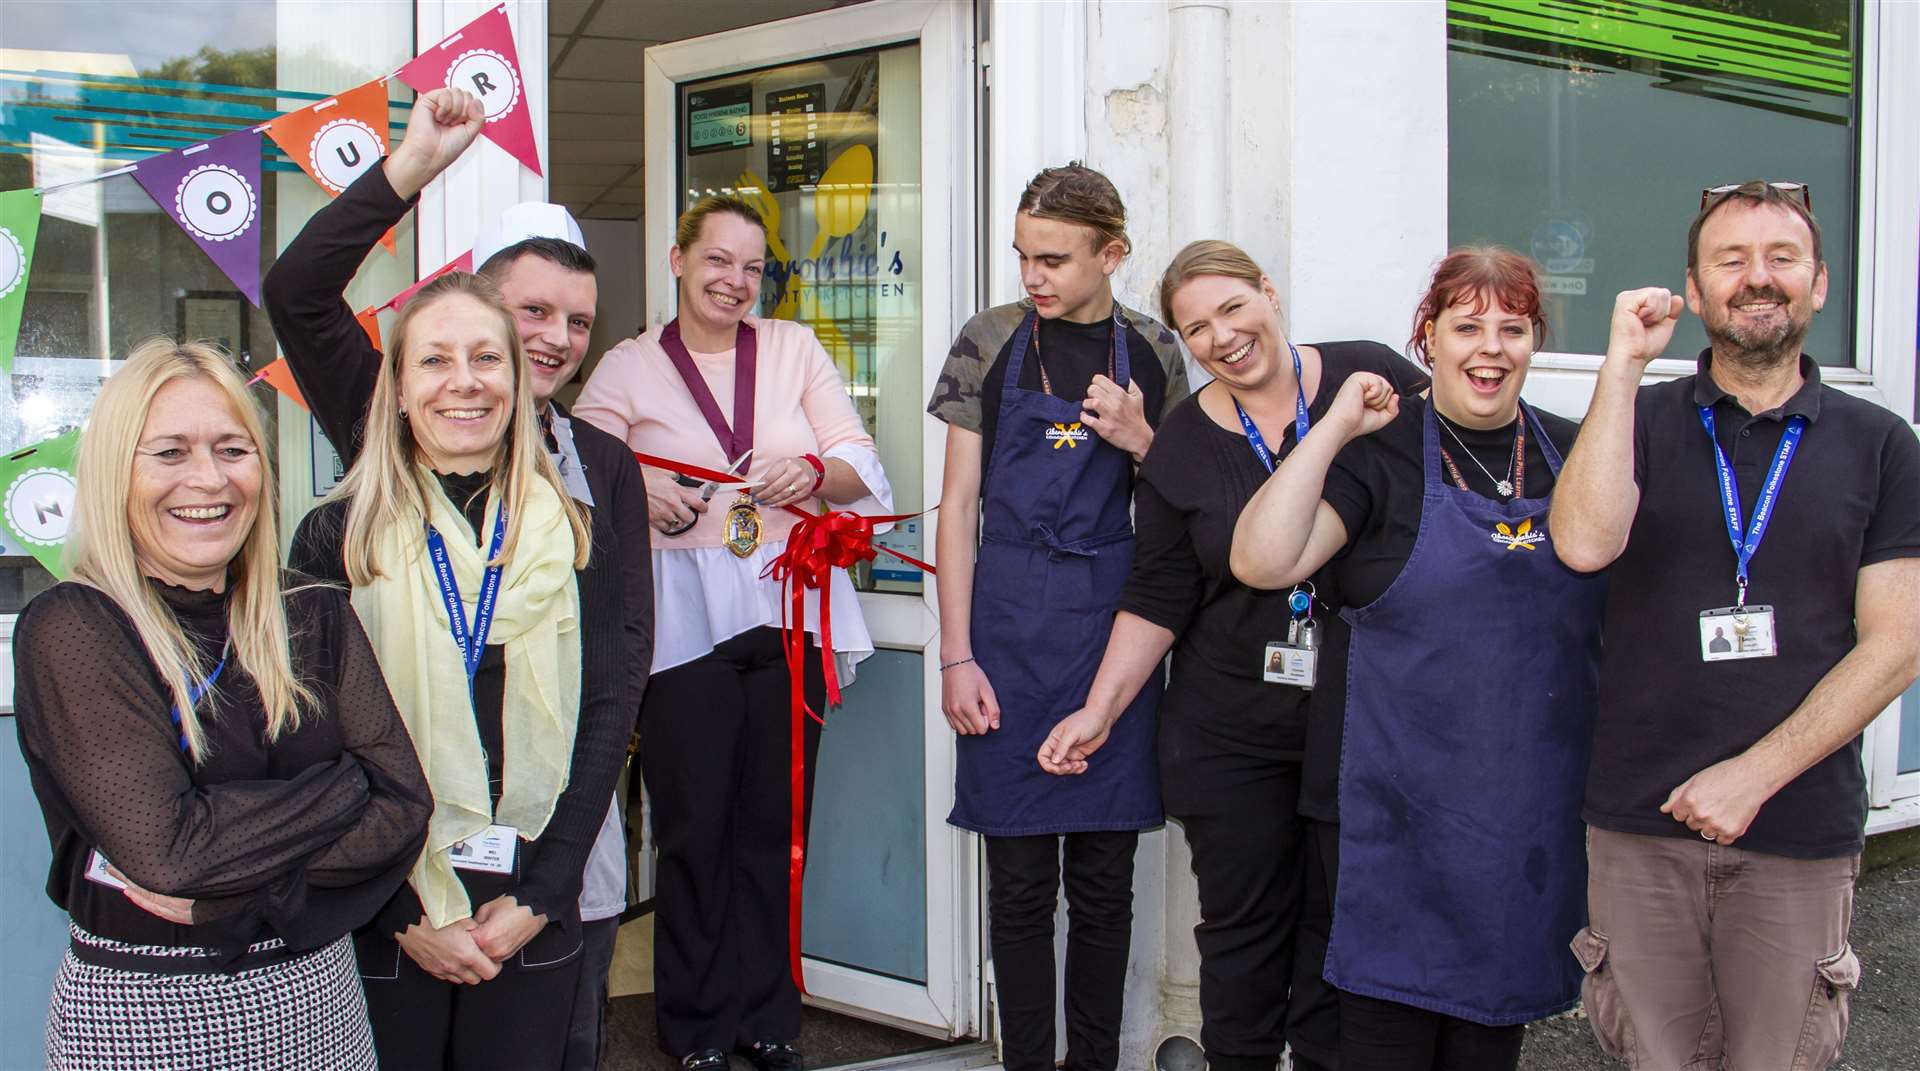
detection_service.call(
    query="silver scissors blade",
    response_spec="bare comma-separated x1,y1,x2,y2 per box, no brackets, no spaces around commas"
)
700,452,751,501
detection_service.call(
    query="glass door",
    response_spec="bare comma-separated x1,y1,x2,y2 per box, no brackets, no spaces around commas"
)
643,0,975,1037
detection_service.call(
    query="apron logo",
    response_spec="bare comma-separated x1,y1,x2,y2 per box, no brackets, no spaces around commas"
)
1491,517,1545,551
1046,422,1090,449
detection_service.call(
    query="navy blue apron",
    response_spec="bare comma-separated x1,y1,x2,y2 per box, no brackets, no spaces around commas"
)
1325,402,1604,1026
949,308,1163,835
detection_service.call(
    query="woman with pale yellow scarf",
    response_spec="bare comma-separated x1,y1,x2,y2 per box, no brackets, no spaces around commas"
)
290,272,639,1071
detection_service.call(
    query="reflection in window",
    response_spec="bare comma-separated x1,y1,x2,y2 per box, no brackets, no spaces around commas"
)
0,1,415,612
679,46,925,594
1447,0,1856,362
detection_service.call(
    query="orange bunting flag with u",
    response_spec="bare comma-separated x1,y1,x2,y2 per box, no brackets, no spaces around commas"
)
265,79,397,252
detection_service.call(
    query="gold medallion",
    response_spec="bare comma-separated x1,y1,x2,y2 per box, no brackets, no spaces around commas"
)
723,492,762,558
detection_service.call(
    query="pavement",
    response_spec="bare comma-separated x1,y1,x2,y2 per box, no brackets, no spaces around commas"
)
1519,827,1920,1071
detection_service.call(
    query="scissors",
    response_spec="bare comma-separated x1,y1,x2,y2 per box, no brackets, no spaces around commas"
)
663,452,750,535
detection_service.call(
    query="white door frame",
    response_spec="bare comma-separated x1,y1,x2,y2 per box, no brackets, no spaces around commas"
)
643,0,979,1036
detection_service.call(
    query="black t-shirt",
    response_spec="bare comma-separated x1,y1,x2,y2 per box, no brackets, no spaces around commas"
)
977,315,1170,478
1299,395,1582,821
1585,353,1920,859
1121,341,1428,766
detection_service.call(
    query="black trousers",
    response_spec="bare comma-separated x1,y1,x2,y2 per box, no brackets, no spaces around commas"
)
1313,821,1523,1071
640,627,825,1058
1161,717,1333,1071
561,916,621,1071
985,830,1139,1071
361,935,583,1071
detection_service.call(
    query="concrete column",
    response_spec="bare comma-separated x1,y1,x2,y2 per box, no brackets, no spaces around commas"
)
1158,0,1230,1060
1168,0,1230,245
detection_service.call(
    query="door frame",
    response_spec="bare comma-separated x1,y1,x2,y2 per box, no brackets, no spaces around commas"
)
642,0,979,1037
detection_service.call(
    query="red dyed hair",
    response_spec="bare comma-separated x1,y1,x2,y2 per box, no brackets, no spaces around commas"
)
1407,246,1547,367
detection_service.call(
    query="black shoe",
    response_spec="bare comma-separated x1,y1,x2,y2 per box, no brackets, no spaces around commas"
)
682,1049,729,1071
739,1040,803,1071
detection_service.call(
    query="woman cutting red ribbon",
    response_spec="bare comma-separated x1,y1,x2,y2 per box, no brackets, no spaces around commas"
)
573,196,893,1071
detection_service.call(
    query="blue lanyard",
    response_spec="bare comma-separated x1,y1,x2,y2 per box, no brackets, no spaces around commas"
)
1698,407,1805,603
1233,342,1311,474
169,648,228,754
425,503,509,684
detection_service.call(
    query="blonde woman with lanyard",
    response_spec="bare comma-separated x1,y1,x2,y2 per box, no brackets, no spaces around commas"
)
575,195,890,1071
289,272,628,1071
1042,240,1427,1071
16,339,430,1070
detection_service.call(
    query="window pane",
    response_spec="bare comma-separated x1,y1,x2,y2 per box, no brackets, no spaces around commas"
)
0,1,415,611
1447,0,1856,363
678,45,926,595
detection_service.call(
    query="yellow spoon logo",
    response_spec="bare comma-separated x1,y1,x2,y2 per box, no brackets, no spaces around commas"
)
1491,516,1546,551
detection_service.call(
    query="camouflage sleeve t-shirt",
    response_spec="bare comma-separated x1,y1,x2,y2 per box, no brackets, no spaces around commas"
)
927,301,1190,477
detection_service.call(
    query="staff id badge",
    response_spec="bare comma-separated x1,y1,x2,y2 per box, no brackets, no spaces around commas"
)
85,850,129,890
448,824,518,875
1700,605,1777,662
1264,619,1319,689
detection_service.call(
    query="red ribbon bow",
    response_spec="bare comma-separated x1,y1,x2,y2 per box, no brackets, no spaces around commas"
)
635,451,932,991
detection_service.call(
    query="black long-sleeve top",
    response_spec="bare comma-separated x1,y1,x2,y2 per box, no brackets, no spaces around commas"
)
1119,341,1429,758
290,471,630,956
261,162,654,713
12,579,431,973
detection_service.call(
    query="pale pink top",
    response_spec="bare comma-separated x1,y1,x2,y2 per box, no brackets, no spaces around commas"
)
575,315,892,673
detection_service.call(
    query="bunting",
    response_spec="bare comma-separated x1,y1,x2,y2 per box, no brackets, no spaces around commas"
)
4,4,539,367
0,430,81,577
398,4,544,177
251,358,309,410
382,251,473,311
265,79,397,252
0,189,42,374
131,129,265,305
356,306,384,350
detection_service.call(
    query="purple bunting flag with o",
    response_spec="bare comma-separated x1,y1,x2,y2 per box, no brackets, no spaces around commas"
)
132,128,265,305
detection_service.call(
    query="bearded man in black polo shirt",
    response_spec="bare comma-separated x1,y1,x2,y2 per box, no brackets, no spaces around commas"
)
1549,181,1920,1070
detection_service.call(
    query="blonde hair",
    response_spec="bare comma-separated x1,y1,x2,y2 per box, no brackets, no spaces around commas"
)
331,272,590,584
1158,239,1275,333
65,338,314,763
674,195,766,252
1018,164,1132,256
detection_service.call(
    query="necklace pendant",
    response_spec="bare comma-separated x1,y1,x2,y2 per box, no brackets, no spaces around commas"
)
1495,479,1515,497
723,493,763,558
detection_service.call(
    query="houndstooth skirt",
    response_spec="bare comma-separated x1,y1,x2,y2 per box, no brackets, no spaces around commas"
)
45,926,376,1071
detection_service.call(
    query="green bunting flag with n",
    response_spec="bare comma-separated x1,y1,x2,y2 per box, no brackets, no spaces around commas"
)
0,189,43,375
0,429,81,577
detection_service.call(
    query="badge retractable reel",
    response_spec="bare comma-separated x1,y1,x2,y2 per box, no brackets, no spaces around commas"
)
1265,582,1319,689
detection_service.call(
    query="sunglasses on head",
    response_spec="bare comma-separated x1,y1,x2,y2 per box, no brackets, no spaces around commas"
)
1700,181,1812,211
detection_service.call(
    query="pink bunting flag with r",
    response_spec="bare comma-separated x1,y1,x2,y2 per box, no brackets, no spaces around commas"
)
131,129,265,305
382,250,473,311
397,4,543,177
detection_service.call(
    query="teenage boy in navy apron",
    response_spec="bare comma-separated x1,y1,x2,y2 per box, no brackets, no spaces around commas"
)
929,165,1188,1071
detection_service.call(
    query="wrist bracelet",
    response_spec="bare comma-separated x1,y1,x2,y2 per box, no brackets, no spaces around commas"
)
802,452,827,494
939,657,975,671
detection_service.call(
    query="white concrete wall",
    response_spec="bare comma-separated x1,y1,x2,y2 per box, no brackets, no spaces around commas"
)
1050,3,1449,1066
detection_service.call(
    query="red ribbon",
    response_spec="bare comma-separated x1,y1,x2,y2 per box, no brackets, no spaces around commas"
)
635,450,933,990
